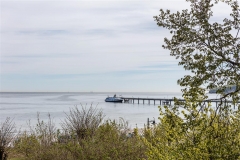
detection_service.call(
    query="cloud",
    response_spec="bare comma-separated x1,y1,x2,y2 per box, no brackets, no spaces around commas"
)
0,0,232,92
16,30,69,36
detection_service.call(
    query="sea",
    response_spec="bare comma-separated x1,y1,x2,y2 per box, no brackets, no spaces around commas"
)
0,92,185,131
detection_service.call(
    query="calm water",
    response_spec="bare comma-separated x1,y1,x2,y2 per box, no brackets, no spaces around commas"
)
0,92,184,130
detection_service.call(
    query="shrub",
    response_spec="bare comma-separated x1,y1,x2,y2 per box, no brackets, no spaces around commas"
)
0,117,16,160
61,104,105,140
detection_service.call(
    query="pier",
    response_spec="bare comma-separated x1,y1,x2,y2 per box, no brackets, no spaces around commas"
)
120,97,239,108
120,97,175,105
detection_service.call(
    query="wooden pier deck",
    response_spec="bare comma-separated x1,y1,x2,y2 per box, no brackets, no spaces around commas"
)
120,97,239,107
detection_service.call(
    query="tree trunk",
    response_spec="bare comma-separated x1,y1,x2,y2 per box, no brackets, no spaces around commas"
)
0,148,7,160
0,148,3,160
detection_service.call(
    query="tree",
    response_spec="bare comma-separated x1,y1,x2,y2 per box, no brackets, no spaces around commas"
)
0,117,16,160
143,0,240,159
154,0,240,102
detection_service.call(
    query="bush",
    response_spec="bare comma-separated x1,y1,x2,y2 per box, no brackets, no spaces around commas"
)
61,104,105,140
0,117,16,160
11,106,146,160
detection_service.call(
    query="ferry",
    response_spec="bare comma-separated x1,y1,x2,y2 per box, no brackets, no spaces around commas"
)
105,94,123,103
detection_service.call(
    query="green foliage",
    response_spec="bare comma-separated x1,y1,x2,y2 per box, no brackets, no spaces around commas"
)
142,0,240,159
14,134,40,159
9,109,146,160
154,0,240,102
0,117,16,160
64,120,146,160
143,103,240,159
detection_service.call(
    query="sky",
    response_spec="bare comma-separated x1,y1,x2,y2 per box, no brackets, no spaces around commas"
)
0,0,232,92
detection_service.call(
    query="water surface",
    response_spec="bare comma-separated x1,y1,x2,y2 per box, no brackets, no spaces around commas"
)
0,92,183,130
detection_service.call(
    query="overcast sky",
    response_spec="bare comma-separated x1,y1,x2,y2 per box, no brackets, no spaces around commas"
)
0,0,232,92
